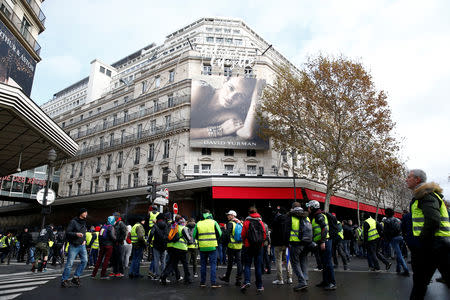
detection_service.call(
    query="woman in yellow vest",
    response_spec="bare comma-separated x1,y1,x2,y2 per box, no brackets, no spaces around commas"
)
159,215,192,285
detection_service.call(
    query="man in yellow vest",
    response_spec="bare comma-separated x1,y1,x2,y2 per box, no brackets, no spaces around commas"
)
88,227,100,268
128,216,147,279
406,169,450,299
160,215,192,284
219,210,243,286
193,209,222,288
0,231,12,264
306,200,336,291
362,212,391,272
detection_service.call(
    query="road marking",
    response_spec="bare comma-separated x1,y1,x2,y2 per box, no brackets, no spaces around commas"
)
0,272,58,299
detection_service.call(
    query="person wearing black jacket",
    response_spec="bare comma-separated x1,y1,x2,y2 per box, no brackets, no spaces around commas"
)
271,207,292,285
32,224,55,272
17,227,32,263
111,212,127,277
61,208,88,288
384,208,409,276
148,214,168,279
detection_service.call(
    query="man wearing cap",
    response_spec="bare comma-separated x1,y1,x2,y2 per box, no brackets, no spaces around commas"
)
61,208,88,288
219,210,243,286
111,212,127,278
306,200,336,291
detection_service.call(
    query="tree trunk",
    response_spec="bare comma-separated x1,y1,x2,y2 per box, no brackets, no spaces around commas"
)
375,202,380,220
324,190,332,213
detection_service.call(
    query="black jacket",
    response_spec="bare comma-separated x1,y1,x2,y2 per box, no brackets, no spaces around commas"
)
65,217,87,246
19,231,33,247
383,217,402,241
99,225,116,247
343,224,354,240
114,220,127,243
149,220,168,252
271,212,289,247
37,226,55,244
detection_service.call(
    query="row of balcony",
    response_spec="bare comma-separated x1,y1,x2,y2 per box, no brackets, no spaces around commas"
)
76,120,189,157
24,0,46,27
0,0,41,55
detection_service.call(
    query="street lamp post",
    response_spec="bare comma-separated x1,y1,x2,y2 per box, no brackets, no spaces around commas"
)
41,149,57,230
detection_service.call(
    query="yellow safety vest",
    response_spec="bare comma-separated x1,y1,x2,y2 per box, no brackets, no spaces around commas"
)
412,192,450,237
86,232,92,246
228,221,243,250
49,240,54,248
188,238,198,249
290,216,301,243
131,223,143,244
91,232,99,249
0,236,7,248
337,221,344,240
312,214,330,242
196,219,218,248
149,211,159,229
167,225,188,251
365,217,380,241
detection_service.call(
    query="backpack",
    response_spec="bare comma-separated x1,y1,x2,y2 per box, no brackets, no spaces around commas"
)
298,217,313,244
167,224,180,242
247,219,264,248
233,222,243,242
99,225,111,240
324,212,339,240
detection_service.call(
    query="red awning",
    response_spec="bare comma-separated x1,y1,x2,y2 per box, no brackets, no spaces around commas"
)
212,186,303,200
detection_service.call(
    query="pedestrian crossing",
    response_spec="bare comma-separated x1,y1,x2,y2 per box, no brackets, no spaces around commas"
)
0,272,58,300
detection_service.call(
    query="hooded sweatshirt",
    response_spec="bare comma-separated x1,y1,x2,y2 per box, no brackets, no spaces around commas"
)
241,212,267,248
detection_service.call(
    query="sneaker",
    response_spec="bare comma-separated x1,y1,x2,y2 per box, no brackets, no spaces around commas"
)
256,286,264,293
272,279,284,285
313,268,323,271
115,273,124,278
100,276,110,280
386,262,392,271
61,280,71,288
193,273,198,278
324,283,337,291
240,282,251,292
160,278,167,285
71,277,81,287
287,278,293,284
147,272,155,279
211,283,222,288
219,275,229,283
108,272,115,277
293,284,308,291
200,283,207,288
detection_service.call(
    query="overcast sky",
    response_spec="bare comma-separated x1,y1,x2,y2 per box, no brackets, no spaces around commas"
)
31,0,450,197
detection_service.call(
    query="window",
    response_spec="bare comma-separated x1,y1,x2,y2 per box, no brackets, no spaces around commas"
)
123,110,128,122
215,28,222,32
79,161,84,176
62,122,65,128
121,129,125,143
94,179,99,192
283,170,289,177
235,39,243,45
141,81,147,94
118,151,123,168
206,27,213,32
97,107,102,113
225,38,233,44
105,178,110,191
140,104,145,116
224,28,231,33
224,66,232,77
80,114,84,121
103,118,107,130
100,66,105,73
216,37,224,44
224,149,234,156
128,174,131,188
0,4,11,18
163,139,170,159
201,164,211,174
68,184,72,196
169,70,175,82
90,181,93,193
89,111,93,117
114,100,118,107
99,136,104,149
150,120,156,132
153,100,159,112
147,170,153,185
168,93,174,107
244,67,253,77
225,165,234,174
124,96,129,103
206,37,214,43
155,76,161,88
201,148,211,156
148,143,155,162
116,175,121,189
203,64,212,75
281,151,287,163
258,167,264,175
133,172,139,187
247,149,256,157
112,114,117,126
247,165,257,174
165,115,171,128
233,29,240,34
77,183,81,195
96,157,101,173
109,133,114,146
135,147,140,164
194,165,199,173
20,17,31,37
162,167,169,183
137,124,143,138
107,154,112,170
70,164,75,178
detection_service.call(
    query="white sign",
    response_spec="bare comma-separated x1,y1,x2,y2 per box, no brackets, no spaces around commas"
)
156,188,169,199
153,196,169,206
36,188,56,205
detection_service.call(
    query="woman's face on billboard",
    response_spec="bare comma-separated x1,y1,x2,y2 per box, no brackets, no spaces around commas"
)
217,77,248,108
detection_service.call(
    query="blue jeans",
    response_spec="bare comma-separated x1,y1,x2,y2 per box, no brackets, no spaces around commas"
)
290,245,307,285
319,240,336,285
129,246,144,276
89,248,98,266
152,248,166,277
243,247,263,289
61,244,87,281
342,240,351,258
390,236,409,273
200,250,217,284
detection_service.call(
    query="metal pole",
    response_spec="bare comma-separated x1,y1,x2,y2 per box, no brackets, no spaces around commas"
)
41,161,53,230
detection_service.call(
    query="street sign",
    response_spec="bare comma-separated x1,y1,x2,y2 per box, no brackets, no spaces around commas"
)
36,188,56,205
164,188,169,199
154,196,169,206
173,203,178,214
156,188,169,199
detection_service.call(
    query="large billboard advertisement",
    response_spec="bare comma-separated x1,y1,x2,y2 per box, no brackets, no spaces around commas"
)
0,21,37,97
190,76,269,149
